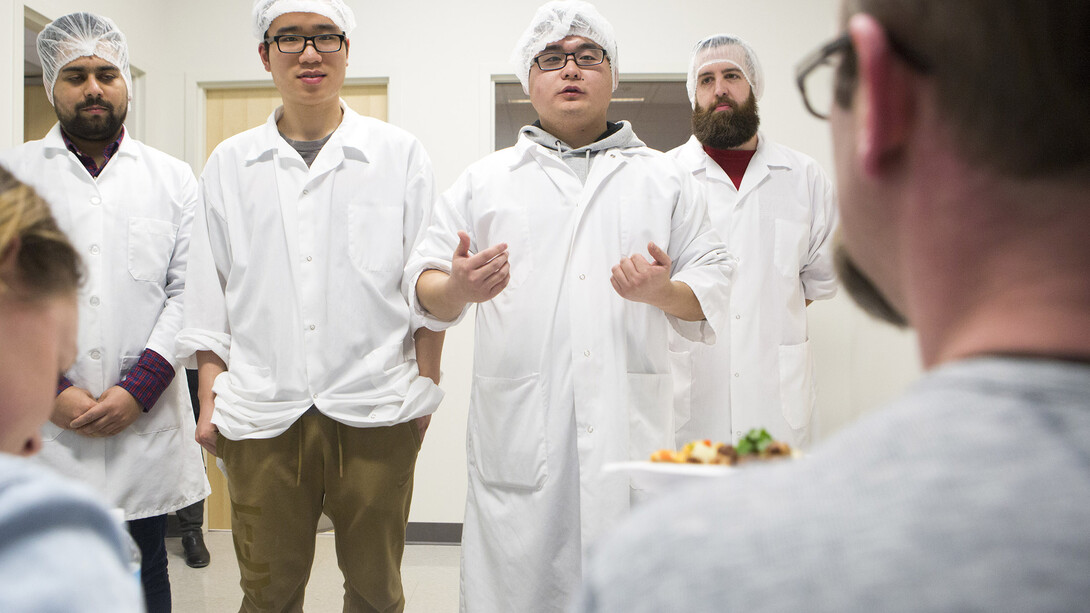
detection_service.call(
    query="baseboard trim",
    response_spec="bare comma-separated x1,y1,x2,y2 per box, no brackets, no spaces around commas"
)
406,522,462,545
170,514,462,545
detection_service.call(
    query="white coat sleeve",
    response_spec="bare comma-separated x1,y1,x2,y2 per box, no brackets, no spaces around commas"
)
143,166,197,369
402,171,475,332
175,156,233,364
401,141,438,334
801,162,839,301
665,166,736,345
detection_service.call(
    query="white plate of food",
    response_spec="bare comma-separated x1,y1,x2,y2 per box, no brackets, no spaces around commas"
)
602,460,734,494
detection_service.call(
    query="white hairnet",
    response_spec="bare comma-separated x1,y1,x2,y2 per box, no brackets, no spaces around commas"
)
252,0,357,39
36,12,132,107
686,34,764,108
510,0,619,95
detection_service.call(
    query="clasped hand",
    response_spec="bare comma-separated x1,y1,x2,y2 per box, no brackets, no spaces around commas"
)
53,385,143,437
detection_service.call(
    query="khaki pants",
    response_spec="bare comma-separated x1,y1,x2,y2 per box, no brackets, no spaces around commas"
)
218,409,422,613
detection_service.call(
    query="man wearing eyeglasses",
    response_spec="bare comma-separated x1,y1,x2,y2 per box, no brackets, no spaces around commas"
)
668,35,839,453
577,1,1090,611
406,1,733,611
177,0,445,610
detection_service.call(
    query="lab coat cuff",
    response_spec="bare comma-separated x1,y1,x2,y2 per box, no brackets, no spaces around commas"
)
405,263,468,332
175,329,231,366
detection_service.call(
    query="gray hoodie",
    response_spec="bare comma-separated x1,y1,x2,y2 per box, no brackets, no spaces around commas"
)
520,120,646,185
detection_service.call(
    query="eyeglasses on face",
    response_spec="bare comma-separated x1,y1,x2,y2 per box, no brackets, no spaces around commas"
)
795,28,931,120
532,48,607,71
265,33,346,54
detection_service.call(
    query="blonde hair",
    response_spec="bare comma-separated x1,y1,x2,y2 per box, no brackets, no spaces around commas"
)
0,165,81,299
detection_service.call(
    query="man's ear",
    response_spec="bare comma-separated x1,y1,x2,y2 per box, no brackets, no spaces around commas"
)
848,13,917,177
258,41,272,73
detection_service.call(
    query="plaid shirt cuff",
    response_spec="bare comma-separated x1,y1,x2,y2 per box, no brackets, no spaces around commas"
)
56,376,73,396
119,349,176,412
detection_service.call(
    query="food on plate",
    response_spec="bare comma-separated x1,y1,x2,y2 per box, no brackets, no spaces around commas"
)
650,428,796,466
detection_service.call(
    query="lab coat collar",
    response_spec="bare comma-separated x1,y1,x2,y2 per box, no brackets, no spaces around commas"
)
244,99,370,167
509,125,655,171
40,122,140,160
681,131,793,197
678,132,794,175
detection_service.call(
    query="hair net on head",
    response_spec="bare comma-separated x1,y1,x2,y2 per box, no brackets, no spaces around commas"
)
510,0,619,95
36,12,132,107
686,34,764,108
252,0,357,39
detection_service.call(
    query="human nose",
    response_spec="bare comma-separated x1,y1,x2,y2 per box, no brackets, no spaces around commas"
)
560,55,582,78
299,40,322,61
84,75,105,97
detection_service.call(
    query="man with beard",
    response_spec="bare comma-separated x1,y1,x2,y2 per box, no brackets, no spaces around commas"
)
0,13,209,613
577,1,1090,611
668,34,839,451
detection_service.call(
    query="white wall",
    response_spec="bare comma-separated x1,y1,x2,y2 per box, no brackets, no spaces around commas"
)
3,0,921,523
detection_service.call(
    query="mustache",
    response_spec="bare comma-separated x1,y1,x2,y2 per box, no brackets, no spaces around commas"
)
710,95,737,110
75,97,115,112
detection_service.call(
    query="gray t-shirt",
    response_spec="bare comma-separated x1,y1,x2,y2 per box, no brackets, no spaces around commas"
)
577,357,1090,612
281,132,333,167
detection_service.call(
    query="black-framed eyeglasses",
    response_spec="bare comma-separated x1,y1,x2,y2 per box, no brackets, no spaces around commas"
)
265,33,346,54
532,48,607,71
795,31,931,120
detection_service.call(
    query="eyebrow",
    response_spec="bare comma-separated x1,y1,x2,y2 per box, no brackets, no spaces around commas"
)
59,65,119,75
698,66,744,79
540,42,602,53
273,23,341,35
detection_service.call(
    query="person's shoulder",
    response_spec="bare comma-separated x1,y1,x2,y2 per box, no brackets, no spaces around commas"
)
125,138,194,177
342,111,423,150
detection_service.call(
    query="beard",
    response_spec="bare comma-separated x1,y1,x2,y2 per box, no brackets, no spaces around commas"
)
833,238,909,328
692,91,760,149
57,96,127,142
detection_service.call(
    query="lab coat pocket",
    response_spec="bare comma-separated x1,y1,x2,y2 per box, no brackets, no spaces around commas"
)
627,373,674,461
778,341,816,430
127,218,178,283
469,373,547,490
227,361,276,403
348,203,402,273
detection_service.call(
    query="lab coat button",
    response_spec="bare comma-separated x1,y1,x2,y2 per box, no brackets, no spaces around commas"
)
734,372,740,378
89,196,101,205
89,296,100,307
302,189,309,196
89,350,101,360
89,245,100,255
587,425,595,433
579,274,586,280
305,256,313,262
583,350,591,357
309,324,316,331
735,314,741,320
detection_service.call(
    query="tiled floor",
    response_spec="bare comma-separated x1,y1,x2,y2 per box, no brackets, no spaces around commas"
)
168,532,460,612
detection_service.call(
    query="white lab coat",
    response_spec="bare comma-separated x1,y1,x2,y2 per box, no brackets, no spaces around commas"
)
0,126,210,519
668,134,838,450
406,133,734,613
176,105,444,440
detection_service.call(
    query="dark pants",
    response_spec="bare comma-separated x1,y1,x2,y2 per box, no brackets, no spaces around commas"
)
177,369,205,533
129,514,171,613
